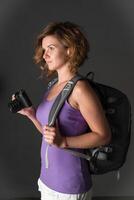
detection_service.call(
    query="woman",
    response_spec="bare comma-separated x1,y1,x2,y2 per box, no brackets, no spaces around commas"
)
14,21,111,200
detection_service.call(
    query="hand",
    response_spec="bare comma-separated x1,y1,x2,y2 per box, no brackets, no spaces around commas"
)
42,120,66,148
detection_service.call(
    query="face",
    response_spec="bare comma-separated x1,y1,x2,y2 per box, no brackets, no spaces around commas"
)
42,35,69,71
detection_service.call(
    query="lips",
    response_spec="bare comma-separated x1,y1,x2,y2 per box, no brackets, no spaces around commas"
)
46,60,52,64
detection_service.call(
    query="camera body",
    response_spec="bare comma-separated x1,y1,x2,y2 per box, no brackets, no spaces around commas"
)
8,89,32,113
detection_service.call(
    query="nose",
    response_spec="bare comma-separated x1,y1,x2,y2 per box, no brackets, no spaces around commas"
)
43,49,50,60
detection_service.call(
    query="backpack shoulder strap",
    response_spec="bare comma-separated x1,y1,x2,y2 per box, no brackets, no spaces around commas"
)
48,73,94,161
47,77,58,90
48,74,84,127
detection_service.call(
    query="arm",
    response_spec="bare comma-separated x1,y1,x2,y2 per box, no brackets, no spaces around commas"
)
17,107,43,134
27,110,43,134
64,80,111,149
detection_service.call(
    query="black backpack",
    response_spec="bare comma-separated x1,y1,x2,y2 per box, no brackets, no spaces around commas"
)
47,72,131,175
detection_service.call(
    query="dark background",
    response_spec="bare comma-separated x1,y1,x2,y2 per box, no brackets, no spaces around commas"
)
0,0,134,199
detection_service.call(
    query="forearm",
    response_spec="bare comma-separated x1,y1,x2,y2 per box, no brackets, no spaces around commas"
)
64,131,111,149
28,115,43,134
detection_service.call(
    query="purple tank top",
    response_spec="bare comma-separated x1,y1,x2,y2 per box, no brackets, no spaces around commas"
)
36,91,92,194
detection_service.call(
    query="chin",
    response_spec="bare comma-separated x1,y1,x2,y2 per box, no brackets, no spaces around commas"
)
48,66,55,71
48,64,59,71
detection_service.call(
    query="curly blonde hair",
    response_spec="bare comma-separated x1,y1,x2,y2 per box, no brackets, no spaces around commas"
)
33,21,90,78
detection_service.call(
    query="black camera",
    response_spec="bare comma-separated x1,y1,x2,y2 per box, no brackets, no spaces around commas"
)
8,89,32,113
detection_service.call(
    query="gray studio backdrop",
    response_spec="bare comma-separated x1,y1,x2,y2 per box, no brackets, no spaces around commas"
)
0,0,133,199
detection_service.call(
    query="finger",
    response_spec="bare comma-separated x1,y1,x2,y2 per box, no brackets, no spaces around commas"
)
44,136,51,143
44,136,54,144
48,126,55,131
12,94,15,100
43,125,55,132
44,134,54,140
44,130,56,137
45,139,53,145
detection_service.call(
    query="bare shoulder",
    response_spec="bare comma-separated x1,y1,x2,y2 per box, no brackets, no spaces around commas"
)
68,79,99,111
74,79,92,93
67,77,103,111
72,79,98,103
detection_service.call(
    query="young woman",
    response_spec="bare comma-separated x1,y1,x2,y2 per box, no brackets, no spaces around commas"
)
13,21,111,200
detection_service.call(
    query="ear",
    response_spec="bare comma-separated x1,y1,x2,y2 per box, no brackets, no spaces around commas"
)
67,47,74,58
67,48,70,56
67,48,73,60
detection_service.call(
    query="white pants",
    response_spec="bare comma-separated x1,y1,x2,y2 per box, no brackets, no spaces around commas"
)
38,178,92,200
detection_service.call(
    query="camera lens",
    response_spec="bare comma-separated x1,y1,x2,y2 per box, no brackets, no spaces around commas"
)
8,99,23,113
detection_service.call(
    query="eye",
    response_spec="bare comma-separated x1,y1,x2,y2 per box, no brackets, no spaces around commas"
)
49,46,54,51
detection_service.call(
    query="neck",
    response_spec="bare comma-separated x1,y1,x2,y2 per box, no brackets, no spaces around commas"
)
55,64,77,84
